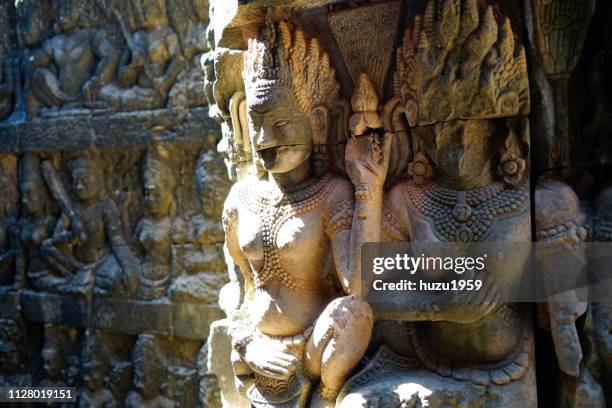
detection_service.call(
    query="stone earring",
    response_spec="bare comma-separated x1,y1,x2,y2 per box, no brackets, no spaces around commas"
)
407,151,433,185
498,135,526,187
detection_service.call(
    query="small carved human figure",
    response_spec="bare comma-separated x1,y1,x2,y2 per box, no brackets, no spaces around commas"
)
124,335,175,408
39,343,66,388
40,154,138,297
12,153,64,292
78,360,116,408
134,146,175,301
24,0,117,115
169,150,229,304
0,319,31,387
224,14,374,408
96,0,185,111
341,1,534,406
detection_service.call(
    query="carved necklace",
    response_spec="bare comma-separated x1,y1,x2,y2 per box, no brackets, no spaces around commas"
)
239,175,335,292
407,180,529,242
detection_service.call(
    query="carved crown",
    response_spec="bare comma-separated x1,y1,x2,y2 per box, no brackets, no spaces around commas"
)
242,10,340,115
395,0,530,127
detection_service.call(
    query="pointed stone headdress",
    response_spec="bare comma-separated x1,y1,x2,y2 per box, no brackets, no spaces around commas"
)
242,9,340,116
395,0,530,127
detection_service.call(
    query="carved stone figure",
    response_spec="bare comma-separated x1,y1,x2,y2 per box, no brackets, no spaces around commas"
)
24,0,117,115
169,150,229,304
125,335,175,408
167,0,210,109
40,153,138,297
340,1,534,405
589,185,612,404
78,359,116,408
0,319,31,387
13,153,64,292
96,0,185,111
534,177,604,407
223,14,374,407
134,145,175,300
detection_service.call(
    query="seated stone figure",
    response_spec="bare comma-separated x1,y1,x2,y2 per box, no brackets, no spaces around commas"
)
97,0,185,111
40,154,138,297
223,14,376,408
339,1,536,406
124,335,175,408
24,0,117,115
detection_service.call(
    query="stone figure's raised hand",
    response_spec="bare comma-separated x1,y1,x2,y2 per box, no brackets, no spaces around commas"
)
242,337,300,380
345,133,392,188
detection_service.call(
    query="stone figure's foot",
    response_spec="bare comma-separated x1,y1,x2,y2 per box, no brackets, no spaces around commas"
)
309,385,338,408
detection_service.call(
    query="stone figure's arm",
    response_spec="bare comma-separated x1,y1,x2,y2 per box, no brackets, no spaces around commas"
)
83,30,119,97
151,32,186,95
103,202,139,292
28,41,53,69
534,179,588,377
343,134,392,298
221,187,251,296
117,47,142,87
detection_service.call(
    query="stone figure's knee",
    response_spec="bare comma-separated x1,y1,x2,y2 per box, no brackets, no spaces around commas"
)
322,296,373,332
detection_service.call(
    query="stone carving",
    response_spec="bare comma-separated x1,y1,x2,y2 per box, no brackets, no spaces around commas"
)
125,334,175,408
135,145,175,300
0,318,31,387
0,155,17,289
531,0,596,169
340,1,535,405
95,0,184,112
223,13,373,407
534,178,604,407
79,359,116,408
24,0,117,116
15,153,63,292
40,152,139,297
169,150,229,304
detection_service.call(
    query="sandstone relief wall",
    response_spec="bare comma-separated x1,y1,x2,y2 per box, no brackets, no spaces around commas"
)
0,0,612,407
0,0,230,406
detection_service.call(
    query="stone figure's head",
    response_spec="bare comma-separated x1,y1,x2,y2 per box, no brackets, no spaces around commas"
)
67,155,103,202
142,145,175,218
19,153,48,216
132,335,164,400
242,11,340,176
0,319,24,375
16,0,53,47
53,0,84,33
42,345,63,381
395,0,529,186
196,150,229,220
82,360,107,392
130,0,168,30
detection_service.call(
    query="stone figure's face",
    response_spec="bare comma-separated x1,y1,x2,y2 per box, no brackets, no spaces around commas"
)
54,1,80,33
70,163,101,202
247,87,312,174
417,120,501,182
20,180,45,215
143,169,173,218
83,362,104,391
42,347,62,379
